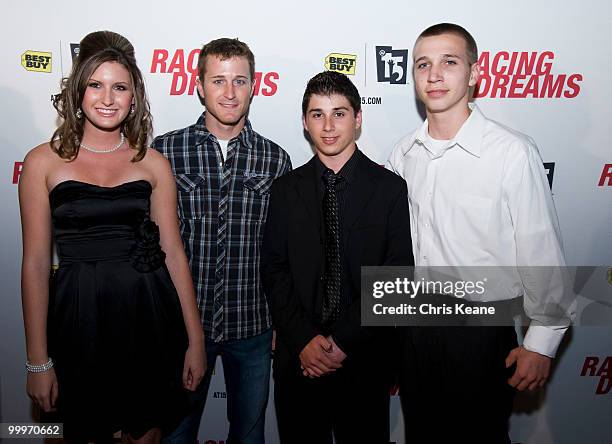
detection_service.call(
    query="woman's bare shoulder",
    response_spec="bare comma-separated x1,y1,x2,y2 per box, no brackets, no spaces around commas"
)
22,142,62,174
139,148,174,183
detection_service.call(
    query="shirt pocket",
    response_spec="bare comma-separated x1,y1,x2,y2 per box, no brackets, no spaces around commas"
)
243,174,274,195
452,193,493,238
243,174,274,223
175,173,206,219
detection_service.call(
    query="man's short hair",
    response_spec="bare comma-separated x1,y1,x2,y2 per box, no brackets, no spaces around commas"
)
302,71,361,116
198,38,255,81
416,23,478,65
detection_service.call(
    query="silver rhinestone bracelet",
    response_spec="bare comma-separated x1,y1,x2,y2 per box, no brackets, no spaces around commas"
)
25,358,54,373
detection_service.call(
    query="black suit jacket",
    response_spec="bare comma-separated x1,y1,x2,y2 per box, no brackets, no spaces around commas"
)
262,151,413,373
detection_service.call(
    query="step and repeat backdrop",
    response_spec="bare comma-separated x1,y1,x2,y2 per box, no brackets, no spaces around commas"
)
1,1,610,443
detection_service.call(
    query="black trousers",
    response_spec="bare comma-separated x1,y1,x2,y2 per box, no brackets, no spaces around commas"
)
273,342,394,444
399,326,518,444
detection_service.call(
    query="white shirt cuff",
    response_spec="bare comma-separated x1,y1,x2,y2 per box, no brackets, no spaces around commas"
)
523,325,567,358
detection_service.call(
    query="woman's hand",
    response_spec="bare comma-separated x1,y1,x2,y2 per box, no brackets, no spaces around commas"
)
26,369,58,412
182,342,206,391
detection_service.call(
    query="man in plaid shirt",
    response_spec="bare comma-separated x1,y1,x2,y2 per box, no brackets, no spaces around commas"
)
154,38,291,444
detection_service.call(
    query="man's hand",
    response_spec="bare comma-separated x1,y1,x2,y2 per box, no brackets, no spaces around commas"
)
299,335,342,378
506,346,552,391
325,336,347,365
272,329,276,352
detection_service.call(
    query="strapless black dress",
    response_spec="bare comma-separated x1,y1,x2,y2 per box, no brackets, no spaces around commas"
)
48,180,188,441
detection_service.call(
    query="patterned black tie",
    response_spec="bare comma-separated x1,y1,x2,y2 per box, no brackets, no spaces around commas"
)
322,169,343,324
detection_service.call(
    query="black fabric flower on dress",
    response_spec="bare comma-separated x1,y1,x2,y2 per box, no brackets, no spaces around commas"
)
130,218,166,272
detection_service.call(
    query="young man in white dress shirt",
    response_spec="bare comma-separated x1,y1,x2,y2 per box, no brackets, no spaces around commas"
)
387,23,568,443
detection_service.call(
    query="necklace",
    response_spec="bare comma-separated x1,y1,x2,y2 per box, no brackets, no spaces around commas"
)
80,133,125,153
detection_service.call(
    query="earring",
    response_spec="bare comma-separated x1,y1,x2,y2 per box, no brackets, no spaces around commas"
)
76,108,83,119
130,104,135,114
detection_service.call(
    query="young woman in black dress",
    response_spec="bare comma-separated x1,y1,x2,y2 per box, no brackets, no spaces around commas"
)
19,31,206,443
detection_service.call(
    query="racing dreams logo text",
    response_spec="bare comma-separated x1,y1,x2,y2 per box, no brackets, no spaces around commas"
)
476,51,582,98
598,164,612,187
150,49,278,96
581,356,611,394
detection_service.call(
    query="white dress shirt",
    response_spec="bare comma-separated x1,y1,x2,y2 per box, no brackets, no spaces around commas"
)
387,104,568,357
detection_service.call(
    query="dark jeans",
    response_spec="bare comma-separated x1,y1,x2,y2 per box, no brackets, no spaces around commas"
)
162,329,272,444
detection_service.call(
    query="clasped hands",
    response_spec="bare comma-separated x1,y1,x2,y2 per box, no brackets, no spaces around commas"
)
299,334,346,378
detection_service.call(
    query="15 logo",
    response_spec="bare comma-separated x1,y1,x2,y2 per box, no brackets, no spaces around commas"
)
375,46,408,84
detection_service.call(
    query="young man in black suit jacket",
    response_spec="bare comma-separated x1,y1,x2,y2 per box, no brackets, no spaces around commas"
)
262,71,413,443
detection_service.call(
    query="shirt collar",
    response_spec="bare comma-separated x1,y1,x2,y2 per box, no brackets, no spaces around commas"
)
315,147,360,184
193,112,255,149
403,103,486,158
338,147,359,184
